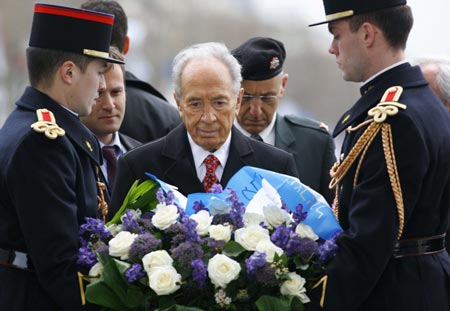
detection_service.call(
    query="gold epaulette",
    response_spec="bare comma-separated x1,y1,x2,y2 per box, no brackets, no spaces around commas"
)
31,108,65,139
329,86,407,239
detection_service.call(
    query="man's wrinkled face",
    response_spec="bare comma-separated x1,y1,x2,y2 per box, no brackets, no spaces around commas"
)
175,58,242,151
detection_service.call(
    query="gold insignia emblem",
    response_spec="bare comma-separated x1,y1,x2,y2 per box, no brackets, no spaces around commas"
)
31,109,65,140
85,141,93,152
341,114,351,124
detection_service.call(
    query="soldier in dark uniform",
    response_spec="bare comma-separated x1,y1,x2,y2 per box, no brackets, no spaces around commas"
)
0,3,123,310
307,0,450,310
231,37,336,204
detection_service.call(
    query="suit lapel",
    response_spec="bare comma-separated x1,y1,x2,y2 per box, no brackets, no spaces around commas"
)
221,127,253,186
160,125,204,194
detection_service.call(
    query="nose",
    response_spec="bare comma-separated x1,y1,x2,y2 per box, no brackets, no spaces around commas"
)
249,100,263,116
201,105,217,123
328,41,337,56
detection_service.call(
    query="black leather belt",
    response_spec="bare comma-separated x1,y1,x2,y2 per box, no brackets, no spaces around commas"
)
393,233,446,259
0,248,33,271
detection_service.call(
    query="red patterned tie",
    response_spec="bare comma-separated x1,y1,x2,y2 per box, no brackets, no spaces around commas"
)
202,154,220,192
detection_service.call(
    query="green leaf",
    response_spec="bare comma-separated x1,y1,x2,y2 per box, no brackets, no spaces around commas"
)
221,240,246,257
108,179,158,225
85,252,146,310
255,295,292,311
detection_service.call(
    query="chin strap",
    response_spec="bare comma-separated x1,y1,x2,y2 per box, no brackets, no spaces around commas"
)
329,86,406,240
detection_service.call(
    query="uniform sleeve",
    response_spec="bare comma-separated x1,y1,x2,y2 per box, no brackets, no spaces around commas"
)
6,133,85,310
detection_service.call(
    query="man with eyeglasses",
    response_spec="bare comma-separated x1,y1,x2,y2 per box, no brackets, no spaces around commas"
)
232,37,336,204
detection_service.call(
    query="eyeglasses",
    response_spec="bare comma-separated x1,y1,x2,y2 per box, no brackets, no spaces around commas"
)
242,94,278,104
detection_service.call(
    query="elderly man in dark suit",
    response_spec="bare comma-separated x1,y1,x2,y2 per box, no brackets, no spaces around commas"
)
81,47,140,196
110,42,299,214
307,0,450,310
231,37,336,204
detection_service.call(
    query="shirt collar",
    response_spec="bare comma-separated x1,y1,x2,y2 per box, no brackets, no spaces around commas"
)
99,132,126,157
188,131,231,170
362,60,409,88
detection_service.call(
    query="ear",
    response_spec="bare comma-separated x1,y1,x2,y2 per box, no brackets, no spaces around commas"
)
279,73,289,97
60,61,76,85
173,92,182,113
123,36,130,55
361,22,377,47
235,87,244,115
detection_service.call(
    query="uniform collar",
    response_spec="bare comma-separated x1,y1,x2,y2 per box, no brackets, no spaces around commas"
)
333,63,428,137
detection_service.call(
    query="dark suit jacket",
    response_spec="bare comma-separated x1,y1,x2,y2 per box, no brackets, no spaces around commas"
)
118,132,141,151
110,125,299,215
308,63,450,311
274,114,336,203
119,71,181,143
0,87,101,310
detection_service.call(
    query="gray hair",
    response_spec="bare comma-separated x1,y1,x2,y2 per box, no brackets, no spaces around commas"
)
414,57,450,107
172,42,242,99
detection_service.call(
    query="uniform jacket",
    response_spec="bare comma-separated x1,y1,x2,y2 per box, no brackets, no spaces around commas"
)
119,71,181,143
274,114,336,204
0,87,101,310
110,125,299,215
309,63,450,310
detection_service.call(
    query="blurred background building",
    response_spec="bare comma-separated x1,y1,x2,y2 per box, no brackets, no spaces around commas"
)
1,0,449,139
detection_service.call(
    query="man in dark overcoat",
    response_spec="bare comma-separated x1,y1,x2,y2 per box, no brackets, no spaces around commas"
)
0,3,123,310
307,0,450,310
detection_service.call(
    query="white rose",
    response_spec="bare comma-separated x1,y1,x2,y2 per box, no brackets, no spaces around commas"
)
207,254,241,288
255,240,284,263
295,223,319,241
243,213,267,227
108,231,138,260
280,272,310,303
209,224,232,242
263,205,291,228
234,225,270,251
190,210,212,236
88,262,103,277
142,250,173,273
152,203,179,230
148,266,181,296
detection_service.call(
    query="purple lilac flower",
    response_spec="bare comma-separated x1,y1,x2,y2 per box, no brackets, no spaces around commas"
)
255,265,278,285
156,188,165,204
192,200,207,213
166,223,186,247
77,246,97,268
226,188,244,228
182,215,200,243
125,263,146,283
79,217,111,241
122,210,143,234
129,233,161,263
318,231,339,263
211,213,233,226
191,259,207,288
171,241,204,266
202,237,225,253
210,183,223,194
245,251,267,278
292,203,308,225
165,190,175,205
286,236,319,259
271,225,293,250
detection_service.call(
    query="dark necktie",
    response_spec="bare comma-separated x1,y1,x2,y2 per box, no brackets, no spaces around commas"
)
250,134,264,142
102,146,118,187
202,154,220,192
